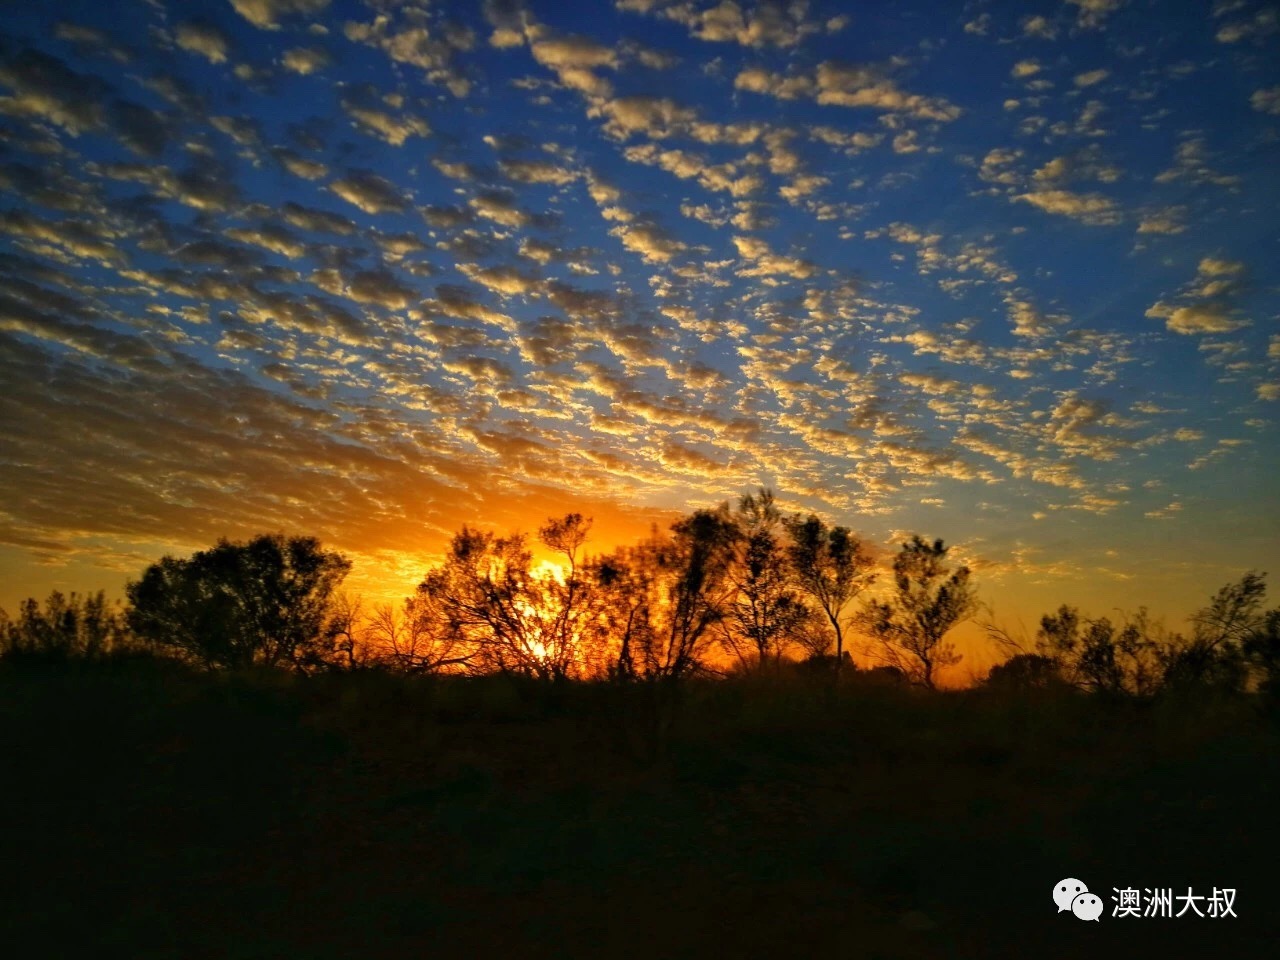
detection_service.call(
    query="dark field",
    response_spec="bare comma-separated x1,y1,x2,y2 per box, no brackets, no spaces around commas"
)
3,660,1277,958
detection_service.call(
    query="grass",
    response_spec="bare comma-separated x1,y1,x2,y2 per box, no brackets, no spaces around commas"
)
2,657,1277,957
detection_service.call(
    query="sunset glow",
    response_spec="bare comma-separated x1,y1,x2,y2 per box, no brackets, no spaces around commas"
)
1,0,1278,670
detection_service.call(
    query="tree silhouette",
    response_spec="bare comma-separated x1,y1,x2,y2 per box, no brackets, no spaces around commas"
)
721,490,810,670
376,598,476,674
325,592,369,670
983,652,1064,691
414,526,545,678
536,513,599,675
587,537,660,680
591,506,739,680
411,515,599,680
1035,605,1161,696
648,505,738,678
126,534,350,670
1244,608,1280,700
0,590,128,661
860,536,976,689
1160,572,1268,692
783,512,874,674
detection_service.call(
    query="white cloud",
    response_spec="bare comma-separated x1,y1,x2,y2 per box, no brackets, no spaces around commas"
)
1251,86,1280,115
282,47,331,75
1014,189,1120,225
175,23,230,64
231,0,331,31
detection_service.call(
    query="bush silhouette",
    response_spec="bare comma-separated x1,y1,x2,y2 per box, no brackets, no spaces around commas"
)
126,533,350,670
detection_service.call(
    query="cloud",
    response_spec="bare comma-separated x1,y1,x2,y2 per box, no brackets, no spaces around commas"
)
231,0,331,30
343,7,472,96
1011,60,1041,79
528,32,620,96
1074,68,1109,87
625,0,823,49
529,34,618,70
900,372,965,396
1155,138,1240,189
1136,208,1186,235
732,235,815,279
658,440,732,477
815,63,962,121
1004,295,1063,338
1197,257,1245,280
0,210,123,265
1146,259,1249,335
344,268,418,310
469,189,534,228
1216,8,1278,43
282,46,331,75
1145,302,1246,335
622,143,759,196
1014,189,1120,225
100,159,240,211
339,97,430,146
734,66,813,100
734,62,960,122
53,22,131,63
211,114,263,148
1252,86,1280,115
224,225,307,260
328,170,408,214
1066,0,1126,29
1021,15,1058,38
590,95,699,139
175,22,232,64
0,48,110,135
459,263,540,296
499,157,578,186
610,221,687,263
273,149,329,181
281,201,355,235
420,204,475,229
432,283,516,332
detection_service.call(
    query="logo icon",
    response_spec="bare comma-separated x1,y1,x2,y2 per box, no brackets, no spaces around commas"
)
1054,878,1099,919
1054,878,1088,913
1072,892,1103,921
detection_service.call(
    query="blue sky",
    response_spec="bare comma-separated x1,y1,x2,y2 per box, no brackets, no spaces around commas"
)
1,0,1277,662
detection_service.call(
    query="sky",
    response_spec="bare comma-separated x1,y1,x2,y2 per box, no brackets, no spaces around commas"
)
0,0,1278,668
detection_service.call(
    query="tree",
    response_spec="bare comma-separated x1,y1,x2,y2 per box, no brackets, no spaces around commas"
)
370,599,475,674
1244,609,1280,700
784,512,874,674
1160,573,1267,692
1033,605,1162,696
983,653,1065,692
324,592,369,670
585,542,658,681
596,507,737,680
721,490,810,670
649,505,738,678
126,534,351,670
0,591,129,661
536,513,598,675
410,515,598,680
860,536,977,689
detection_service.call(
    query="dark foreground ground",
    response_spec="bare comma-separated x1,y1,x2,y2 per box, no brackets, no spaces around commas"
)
2,659,1278,958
